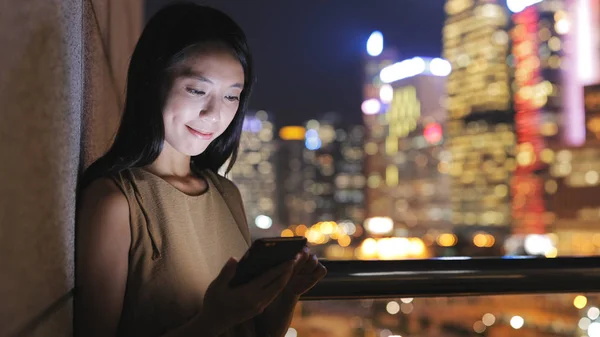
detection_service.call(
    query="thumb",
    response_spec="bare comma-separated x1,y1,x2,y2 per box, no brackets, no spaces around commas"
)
216,257,238,282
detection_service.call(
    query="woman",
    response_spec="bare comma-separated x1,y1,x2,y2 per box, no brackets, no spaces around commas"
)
75,3,326,337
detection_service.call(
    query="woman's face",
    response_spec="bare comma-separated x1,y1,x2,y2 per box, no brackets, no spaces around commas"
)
162,47,244,156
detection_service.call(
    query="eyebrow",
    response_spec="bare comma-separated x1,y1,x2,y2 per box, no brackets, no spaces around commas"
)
180,69,243,89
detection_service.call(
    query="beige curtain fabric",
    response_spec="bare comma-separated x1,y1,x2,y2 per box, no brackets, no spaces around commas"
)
0,1,141,336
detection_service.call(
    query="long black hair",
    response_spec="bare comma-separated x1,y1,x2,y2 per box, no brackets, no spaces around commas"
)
80,2,254,188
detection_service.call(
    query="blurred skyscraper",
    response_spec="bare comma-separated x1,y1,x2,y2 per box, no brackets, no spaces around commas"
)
541,0,600,256
334,124,367,226
443,0,516,239
547,84,600,256
276,124,312,227
228,110,280,239
277,114,367,258
364,63,452,238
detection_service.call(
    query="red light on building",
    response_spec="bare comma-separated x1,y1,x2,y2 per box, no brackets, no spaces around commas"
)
424,122,443,144
511,6,547,235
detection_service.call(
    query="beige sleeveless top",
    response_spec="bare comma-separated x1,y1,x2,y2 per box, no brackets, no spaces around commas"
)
110,167,257,337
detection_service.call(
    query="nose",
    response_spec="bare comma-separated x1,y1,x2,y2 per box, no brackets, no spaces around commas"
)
200,96,221,123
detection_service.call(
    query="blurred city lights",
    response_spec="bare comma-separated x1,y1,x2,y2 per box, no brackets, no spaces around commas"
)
305,129,322,150
284,327,297,337
380,57,451,83
379,84,394,103
338,234,351,247
360,238,378,258
364,216,394,235
589,307,600,320
429,57,452,76
362,98,381,115
506,0,543,13
524,234,555,255
367,31,384,56
590,322,600,337
400,303,414,314
254,215,273,229
437,233,458,247
380,57,426,83
510,316,525,329
380,329,392,337
279,126,306,140
581,317,593,330
423,122,443,144
473,321,486,333
482,313,496,326
386,301,400,314
575,295,589,309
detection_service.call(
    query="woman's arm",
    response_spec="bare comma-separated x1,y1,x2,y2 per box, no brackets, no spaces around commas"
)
74,178,131,337
75,178,224,337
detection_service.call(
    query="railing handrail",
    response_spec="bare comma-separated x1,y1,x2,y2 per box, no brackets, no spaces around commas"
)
301,256,600,300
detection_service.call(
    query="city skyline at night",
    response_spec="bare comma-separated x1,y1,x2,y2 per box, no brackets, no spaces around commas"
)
143,1,600,337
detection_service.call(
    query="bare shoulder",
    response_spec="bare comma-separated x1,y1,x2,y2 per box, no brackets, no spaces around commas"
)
82,177,127,207
77,177,129,234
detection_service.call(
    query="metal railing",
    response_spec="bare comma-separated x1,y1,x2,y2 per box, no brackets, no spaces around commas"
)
302,256,600,300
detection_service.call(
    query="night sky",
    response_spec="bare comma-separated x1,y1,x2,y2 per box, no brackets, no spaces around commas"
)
145,0,446,127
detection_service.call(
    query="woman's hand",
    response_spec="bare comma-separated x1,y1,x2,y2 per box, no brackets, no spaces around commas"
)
201,257,295,334
283,246,327,297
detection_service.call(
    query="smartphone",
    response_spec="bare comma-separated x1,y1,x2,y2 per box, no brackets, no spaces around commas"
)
229,236,307,287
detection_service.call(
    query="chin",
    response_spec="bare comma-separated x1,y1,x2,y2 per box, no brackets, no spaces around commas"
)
186,143,212,157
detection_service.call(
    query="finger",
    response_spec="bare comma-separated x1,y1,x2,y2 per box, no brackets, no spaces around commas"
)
315,263,328,278
292,248,310,275
214,257,238,284
257,265,294,298
248,260,295,288
299,254,319,274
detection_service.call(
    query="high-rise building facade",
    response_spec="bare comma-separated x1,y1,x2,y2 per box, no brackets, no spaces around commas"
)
301,114,367,225
364,68,451,238
547,84,600,256
276,125,312,228
334,124,367,226
443,0,515,236
277,114,367,258
228,110,280,239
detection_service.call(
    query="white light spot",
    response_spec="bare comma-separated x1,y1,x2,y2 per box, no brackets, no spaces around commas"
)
429,58,452,76
367,31,384,56
590,322,600,337
507,0,543,13
361,99,381,115
284,327,297,337
380,84,394,103
386,301,400,315
510,316,524,329
580,317,592,330
482,313,496,326
255,215,272,229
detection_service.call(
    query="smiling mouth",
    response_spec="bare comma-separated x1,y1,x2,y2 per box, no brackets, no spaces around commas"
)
186,125,214,139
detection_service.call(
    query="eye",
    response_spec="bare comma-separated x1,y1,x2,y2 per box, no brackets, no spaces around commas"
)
225,95,240,102
186,87,205,96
